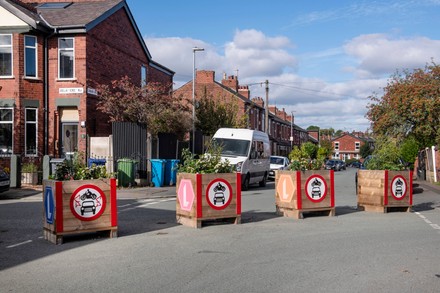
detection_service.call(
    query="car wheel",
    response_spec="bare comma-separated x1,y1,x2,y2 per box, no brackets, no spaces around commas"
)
242,174,250,191
259,172,267,187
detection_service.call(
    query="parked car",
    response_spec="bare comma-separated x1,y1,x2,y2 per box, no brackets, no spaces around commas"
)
349,161,362,168
0,167,10,193
325,159,346,171
268,156,290,180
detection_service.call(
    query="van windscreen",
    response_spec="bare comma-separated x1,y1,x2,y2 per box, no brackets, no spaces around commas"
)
212,138,250,157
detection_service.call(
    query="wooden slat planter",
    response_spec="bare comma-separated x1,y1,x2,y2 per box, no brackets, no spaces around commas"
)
357,170,413,213
176,173,241,228
42,178,118,244
275,170,335,219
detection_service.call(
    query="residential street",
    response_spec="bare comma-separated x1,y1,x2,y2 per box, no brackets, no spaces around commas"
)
0,168,439,293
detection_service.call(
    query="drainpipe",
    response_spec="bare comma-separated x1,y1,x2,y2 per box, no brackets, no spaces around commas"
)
40,14,57,155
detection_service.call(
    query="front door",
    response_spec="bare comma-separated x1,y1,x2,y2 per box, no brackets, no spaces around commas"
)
61,122,78,157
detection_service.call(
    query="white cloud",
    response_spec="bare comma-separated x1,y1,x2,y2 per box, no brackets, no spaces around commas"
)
344,34,440,77
144,30,439,132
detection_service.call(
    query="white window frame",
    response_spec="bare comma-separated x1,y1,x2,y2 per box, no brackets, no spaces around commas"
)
355,141,360,150
141,65,147,87
24,35,37,78
0,107,14,155
334,141,339,150
0,34,13,78
58,37,75,80
25,108,38,157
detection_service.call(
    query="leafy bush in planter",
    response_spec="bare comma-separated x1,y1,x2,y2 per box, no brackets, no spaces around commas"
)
177,146,232,174
288,142,324,171
52,152,111,181
365,136,407,171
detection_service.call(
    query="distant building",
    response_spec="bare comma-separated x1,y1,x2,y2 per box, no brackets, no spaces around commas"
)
173,70,309,156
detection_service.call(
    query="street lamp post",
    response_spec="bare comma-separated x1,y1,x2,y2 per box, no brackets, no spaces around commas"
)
192,47,204,155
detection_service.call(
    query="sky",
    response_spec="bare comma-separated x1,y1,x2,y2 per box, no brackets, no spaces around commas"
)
126,0,440,132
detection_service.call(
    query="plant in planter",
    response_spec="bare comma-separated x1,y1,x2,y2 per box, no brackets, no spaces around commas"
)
288,142,324,171
177,146,232,174
21,162,39,185
51,152,111,181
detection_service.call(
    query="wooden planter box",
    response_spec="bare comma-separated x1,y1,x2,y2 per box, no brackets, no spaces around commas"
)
22,172,38,185
176,173,241,228
42,178,118,244
357,170,413,213
275,170,335,219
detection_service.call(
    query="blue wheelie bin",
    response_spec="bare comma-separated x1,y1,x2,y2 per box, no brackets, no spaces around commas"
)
150,159,166,187
164,159,180,186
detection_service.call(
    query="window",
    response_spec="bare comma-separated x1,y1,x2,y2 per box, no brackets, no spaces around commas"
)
0,108,13,154
58,38,74,79
0,34,12,77
25,108,37,156
334,142,339,150
141,65,147,86
25,36,37,78
355,142,360,150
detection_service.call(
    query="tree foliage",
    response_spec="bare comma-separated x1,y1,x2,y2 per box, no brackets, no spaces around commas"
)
288,142,323,171
195,87,248,136
400,135,420,165
96,76,192,138
359,141,373,158
366,62,440,146
366,136,406,171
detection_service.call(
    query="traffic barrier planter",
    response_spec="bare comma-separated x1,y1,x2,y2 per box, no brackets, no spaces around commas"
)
357,170,412,213
176,173,241,228
42,178,118,244
275,170,335,219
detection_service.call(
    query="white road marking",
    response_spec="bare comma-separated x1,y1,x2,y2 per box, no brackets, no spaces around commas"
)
415,210,440,233
7,240,32,248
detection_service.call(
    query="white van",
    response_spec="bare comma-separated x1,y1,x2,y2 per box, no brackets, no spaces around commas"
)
212,128,271,190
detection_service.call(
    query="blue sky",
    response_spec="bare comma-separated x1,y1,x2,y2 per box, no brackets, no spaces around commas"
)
126,0,440,132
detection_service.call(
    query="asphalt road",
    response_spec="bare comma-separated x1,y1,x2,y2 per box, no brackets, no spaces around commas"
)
0,168,439,293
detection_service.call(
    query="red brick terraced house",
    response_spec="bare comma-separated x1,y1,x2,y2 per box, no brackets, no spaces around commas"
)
331,132,368,162
0,0,173,166
173,70,310,156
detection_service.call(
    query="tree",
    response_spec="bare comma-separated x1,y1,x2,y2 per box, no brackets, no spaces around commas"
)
307,125,320,131
400,135,420,166
96,76,192,139
195,87,248,136
366,62,440,146
318,140,333,159
359,141,373,159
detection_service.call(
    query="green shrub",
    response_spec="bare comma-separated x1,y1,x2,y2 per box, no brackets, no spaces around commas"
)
288,143,323,171
177,146,232,174
52,152,111,180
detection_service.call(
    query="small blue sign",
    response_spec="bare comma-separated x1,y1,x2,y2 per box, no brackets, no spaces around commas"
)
45,186,54,224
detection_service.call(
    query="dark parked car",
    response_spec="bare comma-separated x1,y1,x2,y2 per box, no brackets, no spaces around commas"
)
325,159,346,171
0,167,10,193
349,161,362,168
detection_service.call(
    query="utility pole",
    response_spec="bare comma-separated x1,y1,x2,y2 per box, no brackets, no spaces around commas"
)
265,80,269,134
